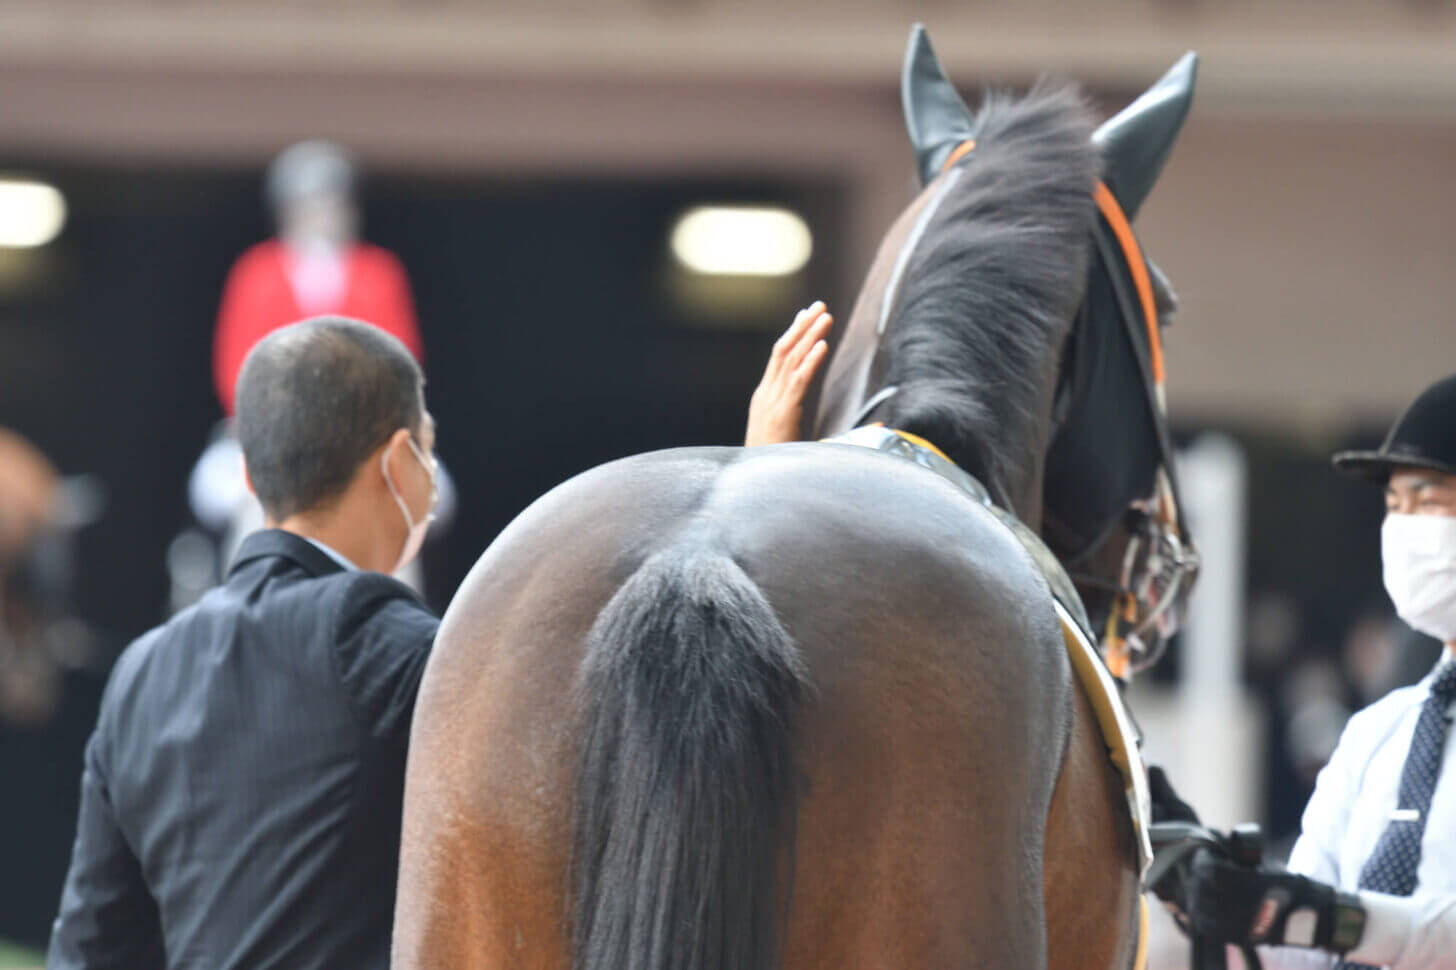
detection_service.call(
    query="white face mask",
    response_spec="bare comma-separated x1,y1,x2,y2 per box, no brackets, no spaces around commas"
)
381,437,438,575
1382,512,1456,642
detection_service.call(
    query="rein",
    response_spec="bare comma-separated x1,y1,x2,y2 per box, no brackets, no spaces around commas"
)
848,385,899,428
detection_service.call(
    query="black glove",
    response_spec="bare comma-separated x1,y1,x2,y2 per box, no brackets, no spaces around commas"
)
1149,764,1200,825
1145,765,1201,910
1183,849,1366,953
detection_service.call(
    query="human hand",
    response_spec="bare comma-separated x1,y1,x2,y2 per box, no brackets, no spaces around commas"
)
744,302,833,447
1145,766,1203,913
1180,849,1363,952
1149,765,1201,826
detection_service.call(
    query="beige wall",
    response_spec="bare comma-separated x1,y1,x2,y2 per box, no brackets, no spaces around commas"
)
1143,115,1456,426
0,2,1452,425
3,1,1454,111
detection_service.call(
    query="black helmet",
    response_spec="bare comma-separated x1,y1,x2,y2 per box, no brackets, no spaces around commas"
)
1333,373,1456,483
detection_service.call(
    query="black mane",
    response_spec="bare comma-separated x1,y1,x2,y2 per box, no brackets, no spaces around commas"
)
879,83,1099,515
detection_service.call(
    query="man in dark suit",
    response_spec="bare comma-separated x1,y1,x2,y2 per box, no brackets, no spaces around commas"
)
48,317,441,969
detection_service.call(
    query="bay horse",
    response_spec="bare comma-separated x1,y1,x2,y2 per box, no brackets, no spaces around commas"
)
395,25,1199,970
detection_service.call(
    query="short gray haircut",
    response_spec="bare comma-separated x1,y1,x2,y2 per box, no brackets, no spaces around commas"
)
235,317,423,520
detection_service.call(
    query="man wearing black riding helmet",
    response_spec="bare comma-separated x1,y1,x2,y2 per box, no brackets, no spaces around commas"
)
1166,373,1456,970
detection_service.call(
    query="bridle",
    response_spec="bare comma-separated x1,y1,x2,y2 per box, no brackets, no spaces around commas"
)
1065,471,1199,678
861,140,1201,678
1058,174,1200,678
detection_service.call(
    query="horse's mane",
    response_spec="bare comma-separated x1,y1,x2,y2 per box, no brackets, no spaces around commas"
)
880,83,1099,510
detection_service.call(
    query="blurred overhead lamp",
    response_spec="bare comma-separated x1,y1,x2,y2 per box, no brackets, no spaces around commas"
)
0,180,66,248
671,205,812,277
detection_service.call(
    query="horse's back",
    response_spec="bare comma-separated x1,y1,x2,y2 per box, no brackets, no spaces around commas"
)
395,443,1075,970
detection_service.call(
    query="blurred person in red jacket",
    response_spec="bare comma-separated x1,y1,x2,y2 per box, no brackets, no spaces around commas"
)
212,140,422,415
191,141,444,596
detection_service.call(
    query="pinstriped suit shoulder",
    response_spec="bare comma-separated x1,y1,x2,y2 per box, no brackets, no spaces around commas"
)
50,529,440,970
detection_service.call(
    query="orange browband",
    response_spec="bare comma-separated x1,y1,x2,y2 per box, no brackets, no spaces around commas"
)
1092,181,1164,385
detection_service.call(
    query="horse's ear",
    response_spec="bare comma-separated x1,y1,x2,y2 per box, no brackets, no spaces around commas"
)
901,24,977,187
1093,52,1198,220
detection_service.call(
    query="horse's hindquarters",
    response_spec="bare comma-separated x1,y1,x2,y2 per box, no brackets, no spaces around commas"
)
1044,679,1142,970
778,607,1070,970
396,445,1081,970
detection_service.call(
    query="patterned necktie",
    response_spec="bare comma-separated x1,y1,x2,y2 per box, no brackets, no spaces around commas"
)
1337,661,1456,970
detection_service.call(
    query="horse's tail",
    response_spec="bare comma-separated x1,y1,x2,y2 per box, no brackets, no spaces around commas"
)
571,549,809,970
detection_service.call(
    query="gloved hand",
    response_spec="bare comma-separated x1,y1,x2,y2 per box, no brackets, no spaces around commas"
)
1149,764,1200,825
1183,849,1365,953
1145,764,1201,910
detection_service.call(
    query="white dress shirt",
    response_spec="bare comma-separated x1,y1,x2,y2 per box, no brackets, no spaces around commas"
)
302,536,357,572
1262,655,1456,970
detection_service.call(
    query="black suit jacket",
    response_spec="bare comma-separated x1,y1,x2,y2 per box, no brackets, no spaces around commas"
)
48,530,439,969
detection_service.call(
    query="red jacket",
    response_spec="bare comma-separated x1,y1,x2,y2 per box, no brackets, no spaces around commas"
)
213,240,423,414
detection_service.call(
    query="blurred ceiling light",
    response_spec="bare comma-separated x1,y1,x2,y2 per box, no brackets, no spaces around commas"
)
671,206,812,277
0,180,66,248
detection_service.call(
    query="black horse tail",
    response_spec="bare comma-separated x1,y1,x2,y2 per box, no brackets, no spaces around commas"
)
571,549,809,970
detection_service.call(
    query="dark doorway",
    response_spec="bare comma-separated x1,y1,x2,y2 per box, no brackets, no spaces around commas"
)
0,160,848,946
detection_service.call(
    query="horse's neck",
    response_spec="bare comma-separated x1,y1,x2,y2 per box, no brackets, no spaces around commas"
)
812,351,878,440
1007,432,1048,533
955,395,1052,532
812,284,894,439
823,361,1057,532
809,254,1062,528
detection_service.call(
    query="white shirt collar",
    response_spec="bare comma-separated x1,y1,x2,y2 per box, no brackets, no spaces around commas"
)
302,536,357,572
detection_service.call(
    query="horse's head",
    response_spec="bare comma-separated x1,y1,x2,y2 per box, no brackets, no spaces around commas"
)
811,25,1199,676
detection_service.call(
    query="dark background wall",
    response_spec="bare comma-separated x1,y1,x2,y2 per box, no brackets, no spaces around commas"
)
0,165,846,945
